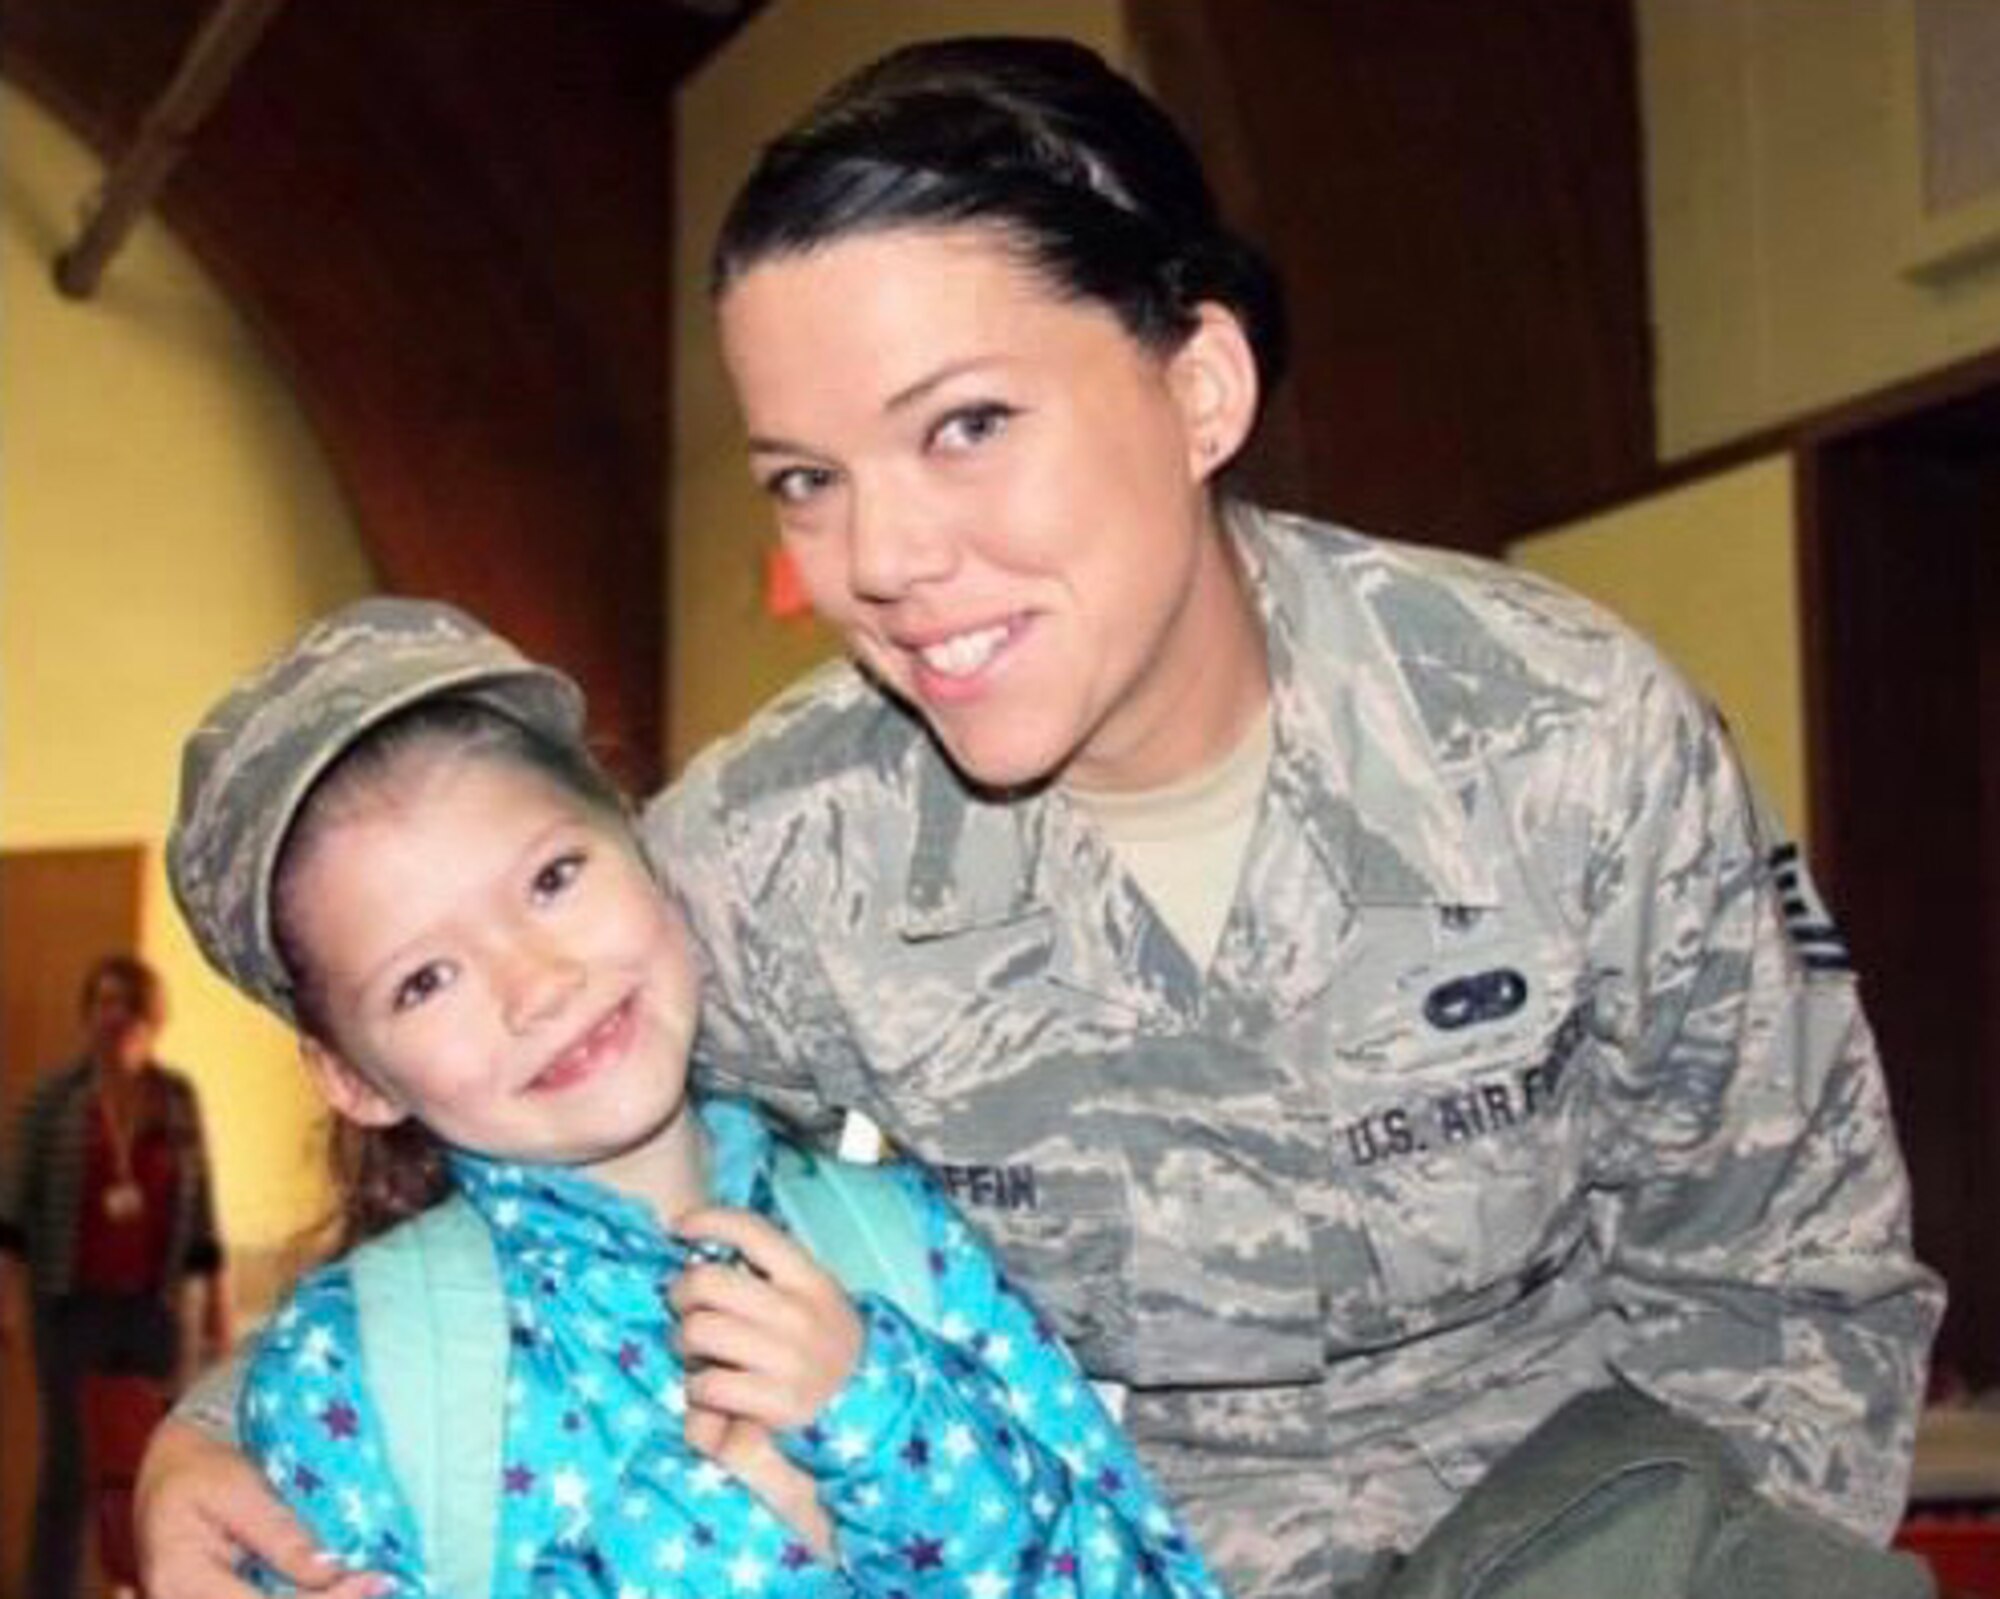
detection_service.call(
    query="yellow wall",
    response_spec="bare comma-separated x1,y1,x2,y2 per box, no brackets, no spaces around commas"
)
1638,0,2000,458
1,84,374,1288
1508,458,1806,841
668,0,1130,770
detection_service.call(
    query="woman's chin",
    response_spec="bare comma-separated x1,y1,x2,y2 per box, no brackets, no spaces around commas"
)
932,723,1074,795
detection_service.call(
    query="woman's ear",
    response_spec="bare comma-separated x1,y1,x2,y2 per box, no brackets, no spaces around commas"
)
300,1036,409,1129
1169,302,1261,483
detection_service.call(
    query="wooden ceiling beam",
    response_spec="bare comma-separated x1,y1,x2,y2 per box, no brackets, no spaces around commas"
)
54,0,290,298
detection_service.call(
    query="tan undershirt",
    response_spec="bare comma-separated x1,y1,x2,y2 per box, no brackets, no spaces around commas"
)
1064,706,1273,972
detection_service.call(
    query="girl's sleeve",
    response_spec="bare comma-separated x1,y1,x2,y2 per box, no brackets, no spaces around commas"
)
780,1166,1229,1599
238,1266,440,1597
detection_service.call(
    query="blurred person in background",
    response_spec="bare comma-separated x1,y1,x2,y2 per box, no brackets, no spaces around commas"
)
1,953,230,1599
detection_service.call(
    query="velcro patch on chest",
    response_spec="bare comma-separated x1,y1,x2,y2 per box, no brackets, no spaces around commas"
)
1422,966,1529,1031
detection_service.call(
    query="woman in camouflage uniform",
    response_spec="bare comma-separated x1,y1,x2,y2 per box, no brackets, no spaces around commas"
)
138,36,1939,1599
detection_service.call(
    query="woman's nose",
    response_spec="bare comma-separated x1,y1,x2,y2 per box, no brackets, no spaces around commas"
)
845,485,956,600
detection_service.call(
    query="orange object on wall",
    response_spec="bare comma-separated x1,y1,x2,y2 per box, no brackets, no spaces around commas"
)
764,545,812,619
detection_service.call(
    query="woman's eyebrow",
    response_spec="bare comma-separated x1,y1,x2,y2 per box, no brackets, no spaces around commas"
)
883,355,1003,415
745,355,1008,456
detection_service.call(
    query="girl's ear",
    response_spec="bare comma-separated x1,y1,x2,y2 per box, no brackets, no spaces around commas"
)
300,1036,409,1129
1169,301,1261,484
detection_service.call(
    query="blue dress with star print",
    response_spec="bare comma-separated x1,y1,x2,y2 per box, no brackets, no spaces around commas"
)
238,1098,1230,1598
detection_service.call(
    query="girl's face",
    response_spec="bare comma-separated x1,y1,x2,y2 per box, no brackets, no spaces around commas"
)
287,749,703,1197
719,226,1266,793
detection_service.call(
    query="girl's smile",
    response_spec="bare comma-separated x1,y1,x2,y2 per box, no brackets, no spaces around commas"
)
526,992,640,1094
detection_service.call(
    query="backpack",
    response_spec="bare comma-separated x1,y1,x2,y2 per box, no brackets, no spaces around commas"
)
347,1144,937,1599
1336,1385,1936,1599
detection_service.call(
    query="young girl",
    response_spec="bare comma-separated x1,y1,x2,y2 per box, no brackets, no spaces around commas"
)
164,596,1228,1599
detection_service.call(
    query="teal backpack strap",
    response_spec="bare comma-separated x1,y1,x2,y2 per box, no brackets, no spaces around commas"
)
348,1194,507,1599
768,1144,938,1331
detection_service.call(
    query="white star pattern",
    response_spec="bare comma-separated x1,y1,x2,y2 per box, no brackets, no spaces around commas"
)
688,1460,731,1496
230,1122,1225,1599
295,1325,338,1375
549,1465,591,1512
337,1487,372,1533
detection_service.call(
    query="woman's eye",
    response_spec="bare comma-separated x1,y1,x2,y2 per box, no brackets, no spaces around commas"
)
391,963,452,1014
761,464,840,507
930,402,1017,454
532,851,586,903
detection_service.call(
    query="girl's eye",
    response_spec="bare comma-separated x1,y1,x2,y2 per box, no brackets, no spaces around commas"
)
391,962,453,1014
930,402,1018,454
761,463,841,507
532,851,586,903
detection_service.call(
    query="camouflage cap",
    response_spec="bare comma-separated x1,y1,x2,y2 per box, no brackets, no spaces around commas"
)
166,596,586,1023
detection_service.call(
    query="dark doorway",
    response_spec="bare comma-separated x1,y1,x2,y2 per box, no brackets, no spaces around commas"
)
1802,375,2000,1390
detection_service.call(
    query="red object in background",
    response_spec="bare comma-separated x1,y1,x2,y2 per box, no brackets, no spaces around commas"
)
763,545,812,620
83,1373,169,1589
1898,1516,2000,1596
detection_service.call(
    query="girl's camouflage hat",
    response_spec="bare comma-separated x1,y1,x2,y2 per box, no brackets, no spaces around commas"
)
166,597,586,1023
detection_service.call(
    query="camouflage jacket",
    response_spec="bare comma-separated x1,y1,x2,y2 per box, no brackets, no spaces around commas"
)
650,507,1942,1599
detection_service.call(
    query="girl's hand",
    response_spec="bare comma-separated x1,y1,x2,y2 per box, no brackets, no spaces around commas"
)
683,1408,835,1557
670,1206,863,1431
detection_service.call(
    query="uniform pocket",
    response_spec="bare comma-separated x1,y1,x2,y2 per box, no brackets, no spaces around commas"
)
1328,994,1595,1345
968,1172,1134,1379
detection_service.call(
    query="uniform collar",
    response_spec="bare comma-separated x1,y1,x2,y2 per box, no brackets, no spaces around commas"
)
893,506,1498,939
445,1095,778,1268
1240,506,1499,909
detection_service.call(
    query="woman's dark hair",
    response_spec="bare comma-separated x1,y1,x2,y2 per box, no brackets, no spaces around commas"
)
269,695,630,1253
712,35,1288,402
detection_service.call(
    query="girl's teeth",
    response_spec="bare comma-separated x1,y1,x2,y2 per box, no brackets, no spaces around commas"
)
919,624,1009,677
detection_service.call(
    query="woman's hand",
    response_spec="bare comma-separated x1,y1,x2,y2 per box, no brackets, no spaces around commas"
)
135,1418,385,1599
